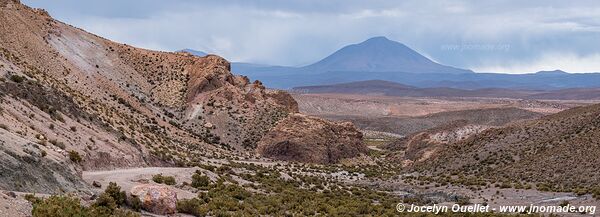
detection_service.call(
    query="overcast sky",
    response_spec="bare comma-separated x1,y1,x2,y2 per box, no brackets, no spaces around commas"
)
22,0,600,73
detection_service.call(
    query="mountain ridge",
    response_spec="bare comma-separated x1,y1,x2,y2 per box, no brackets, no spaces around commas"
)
222,37,600,89
301,36,472,74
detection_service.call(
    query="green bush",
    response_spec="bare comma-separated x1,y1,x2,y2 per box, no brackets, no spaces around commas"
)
191,173,210,189
152,174,176,185
104,182,127,206
31,195,87,217
68,150,82,163
177,198,206,216
93,193,117,212
24,194,42,204
128,196,142,212
163,176,176,185
152,174,164,183
29,187,139,217
10,75,25,83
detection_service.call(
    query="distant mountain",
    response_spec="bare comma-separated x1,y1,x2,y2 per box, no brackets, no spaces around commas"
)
293,79,600,100
535,70,569,75
230,36,473,88
303,36,471,74
181,38,600,90
179,48,207,57
228,37,600,90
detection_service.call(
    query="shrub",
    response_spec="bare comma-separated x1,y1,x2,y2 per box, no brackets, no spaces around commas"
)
128,196,142,212
10,75,25,83
177,198,206,216
93,192,117,212
152,174,164,183
163,176,176,185
29,194,140,217
31,195,87,217
68,150,82,163
104,182,127,206
24,194,42,204
191,173,210,189
152,174,176,185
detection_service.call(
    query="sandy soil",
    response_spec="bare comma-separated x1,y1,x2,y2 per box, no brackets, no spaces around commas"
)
0,192,31,217
293,93,596,117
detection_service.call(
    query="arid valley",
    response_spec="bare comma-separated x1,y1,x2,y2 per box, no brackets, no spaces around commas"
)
2,0,600,216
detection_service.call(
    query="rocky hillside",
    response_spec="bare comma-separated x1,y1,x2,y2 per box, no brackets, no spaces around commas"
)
0,0,362,193
415,103,600,192
386,120,488,166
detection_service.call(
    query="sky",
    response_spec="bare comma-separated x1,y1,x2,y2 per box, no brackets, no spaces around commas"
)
21,0,600,73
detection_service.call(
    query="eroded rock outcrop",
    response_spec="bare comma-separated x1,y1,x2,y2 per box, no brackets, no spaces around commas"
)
387,120,487,166
130,184,177,215
257,113,367,164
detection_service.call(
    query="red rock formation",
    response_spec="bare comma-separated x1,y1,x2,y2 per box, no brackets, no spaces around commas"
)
257,114,366,164
130,184,178,215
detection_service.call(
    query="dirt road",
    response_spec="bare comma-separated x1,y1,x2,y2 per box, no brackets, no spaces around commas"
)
82,167,200,200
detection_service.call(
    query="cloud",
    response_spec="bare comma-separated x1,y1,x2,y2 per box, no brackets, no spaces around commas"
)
20,0,600,72
473,53,600,73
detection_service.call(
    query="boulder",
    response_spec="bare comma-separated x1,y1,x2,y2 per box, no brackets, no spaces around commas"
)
130,184,177,215
257,113,366,164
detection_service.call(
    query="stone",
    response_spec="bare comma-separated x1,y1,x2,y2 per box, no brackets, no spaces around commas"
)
130,184,177,215
257,113,366,164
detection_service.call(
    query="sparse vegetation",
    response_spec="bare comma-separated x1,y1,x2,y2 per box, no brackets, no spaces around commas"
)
29,193,139,217
191,171,210,189
152,174,176,185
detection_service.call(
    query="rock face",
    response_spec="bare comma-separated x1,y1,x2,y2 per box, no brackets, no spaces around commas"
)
386,120,488,166
130,184,177,215
257,114,367,164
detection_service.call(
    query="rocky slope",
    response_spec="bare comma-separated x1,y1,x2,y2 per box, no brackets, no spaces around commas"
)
257,114,366,164
0,0,362,194
415,103,600,192
386,120,488,166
